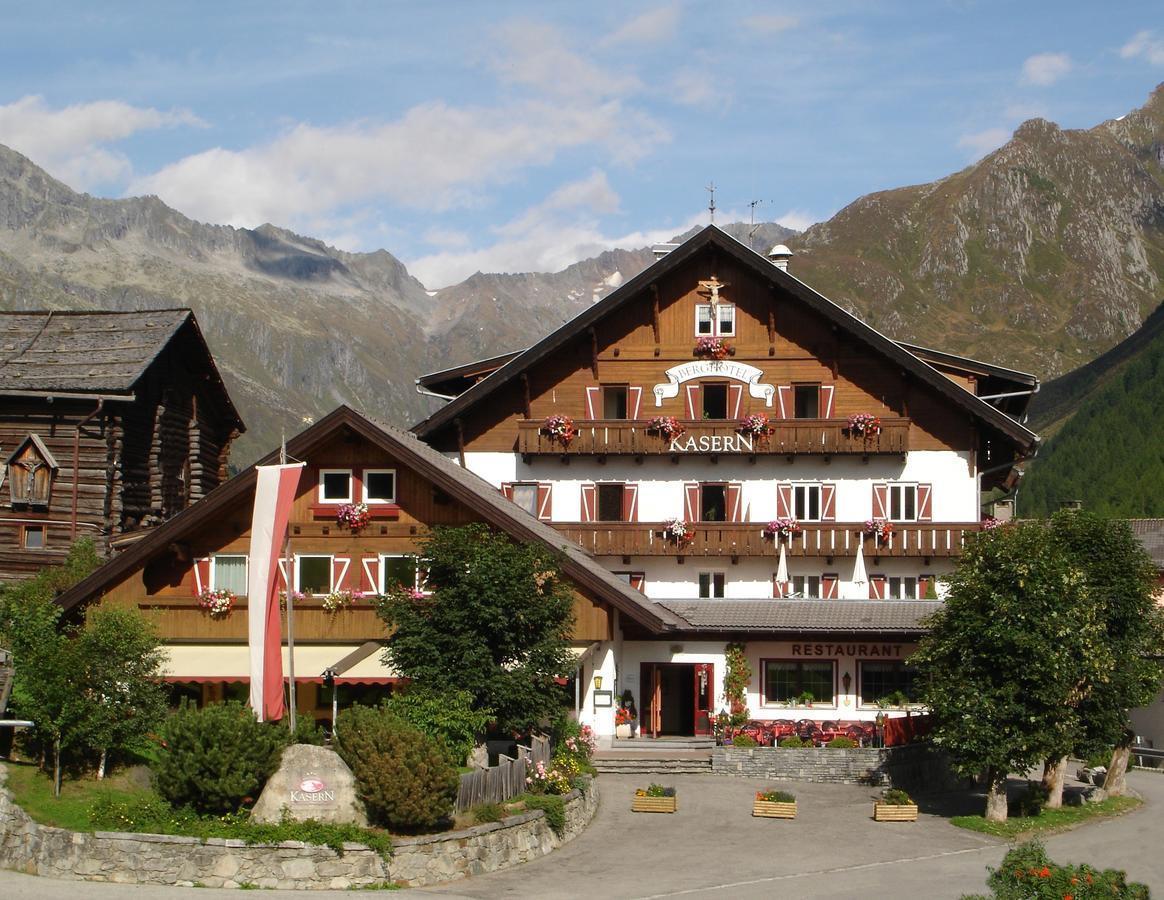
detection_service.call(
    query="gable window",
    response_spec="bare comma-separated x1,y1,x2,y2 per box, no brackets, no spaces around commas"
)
695,304,735,337
596,483,625,521
698,571,726,598
702,383,728,419
381,554,422,593
318,469,352,504
793,384,820,419
22,525,44,550
296,555,333,595
793,484,821,521
763,659,834,706
886,576,919,600
603,385,628,419
790,575,821,598
212,554,248,596
700,484,727,522
363,469,396,503
888,484,917,522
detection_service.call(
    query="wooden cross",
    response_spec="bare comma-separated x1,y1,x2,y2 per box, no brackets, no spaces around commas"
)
697,276,729,308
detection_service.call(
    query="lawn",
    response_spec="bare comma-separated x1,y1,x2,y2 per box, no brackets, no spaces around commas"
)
950,795,1141,839
2,760,149,831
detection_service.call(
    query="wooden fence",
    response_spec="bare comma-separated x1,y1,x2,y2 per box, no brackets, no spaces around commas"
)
455,734,551,812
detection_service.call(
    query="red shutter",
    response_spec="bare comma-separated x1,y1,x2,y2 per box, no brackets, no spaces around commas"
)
501,483,514,501
192,557,211,595
822,573,839,599
776,483,793,519
684,384,701,419
629,573,646,592
728,384,744,419
819,385,835,419
581,483,596,522
332,556,350,591
726,483,743,522
621,484,639,523
684,483,700,522
917,484,932,522
918,574,932,600
870,575,886,600
584,387,601,419
821,484,836,521
776,385,792,419
628,386,643,420
872,484,888,519
362,555,379,593
537,483,553,521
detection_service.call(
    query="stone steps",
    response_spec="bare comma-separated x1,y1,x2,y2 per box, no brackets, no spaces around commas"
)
593,757,713,775
611,738,716,751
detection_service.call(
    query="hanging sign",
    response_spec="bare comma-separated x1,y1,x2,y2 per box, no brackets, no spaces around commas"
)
653,361,775,407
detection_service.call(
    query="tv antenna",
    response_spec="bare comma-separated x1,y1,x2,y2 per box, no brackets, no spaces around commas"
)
706,182,716,224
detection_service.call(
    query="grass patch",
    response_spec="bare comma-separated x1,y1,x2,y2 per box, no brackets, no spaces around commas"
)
950,795,1141,839
2,761,146,831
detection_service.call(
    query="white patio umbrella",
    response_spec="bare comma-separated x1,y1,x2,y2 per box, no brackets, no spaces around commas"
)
850,539,867,599
775,541,789,597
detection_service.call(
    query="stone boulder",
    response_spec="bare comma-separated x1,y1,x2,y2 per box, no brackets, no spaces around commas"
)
251,743,366,825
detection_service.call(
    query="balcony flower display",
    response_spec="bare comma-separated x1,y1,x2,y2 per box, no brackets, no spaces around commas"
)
763,518,801,540
321,589,365,612
337,501,371,530
738,413,773,438
662,517,693,546
693,336,732,360
846,412,882,437
865,518,893,541
647,415,686,440
540,413,577,447
278,589,307,610
197,588,236,618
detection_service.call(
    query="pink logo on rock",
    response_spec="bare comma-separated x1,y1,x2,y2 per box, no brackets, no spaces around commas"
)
299,778,326,793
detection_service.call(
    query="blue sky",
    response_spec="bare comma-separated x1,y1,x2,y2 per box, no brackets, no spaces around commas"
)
1,2,1162,288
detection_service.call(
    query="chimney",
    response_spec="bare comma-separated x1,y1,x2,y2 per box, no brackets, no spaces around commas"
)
1059,499,1083,511
652,243,678,259
768,244,793,271
992,499,1014,523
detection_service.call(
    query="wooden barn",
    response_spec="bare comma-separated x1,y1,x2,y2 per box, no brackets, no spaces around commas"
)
0,309,243,581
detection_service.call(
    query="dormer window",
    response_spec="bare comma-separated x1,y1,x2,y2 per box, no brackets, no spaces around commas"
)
695,304,735,337
6,434,58,509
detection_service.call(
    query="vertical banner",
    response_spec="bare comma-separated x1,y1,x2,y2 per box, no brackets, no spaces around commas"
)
247,463,304,721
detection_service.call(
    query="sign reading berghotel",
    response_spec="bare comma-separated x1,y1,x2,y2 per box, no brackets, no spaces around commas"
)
653,361,775,407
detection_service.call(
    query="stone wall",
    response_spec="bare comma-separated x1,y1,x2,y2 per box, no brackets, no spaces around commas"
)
0,765,598,890
712,744,962,790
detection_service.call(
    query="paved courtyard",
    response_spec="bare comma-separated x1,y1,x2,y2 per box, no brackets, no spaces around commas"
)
0,771,1160,899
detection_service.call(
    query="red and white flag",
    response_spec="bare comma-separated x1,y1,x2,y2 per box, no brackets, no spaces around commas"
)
247,463,304,721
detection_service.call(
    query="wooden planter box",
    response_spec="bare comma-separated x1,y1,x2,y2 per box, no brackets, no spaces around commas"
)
752,800,797,819
632,795,677,813
873,802,918,822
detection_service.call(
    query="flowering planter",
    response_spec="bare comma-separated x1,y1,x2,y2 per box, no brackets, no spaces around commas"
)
632,795,677,813
615,723,633,739
873,802,918,821
752,800,797,819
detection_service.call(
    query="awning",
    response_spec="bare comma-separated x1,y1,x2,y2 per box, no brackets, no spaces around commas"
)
161,644,398,684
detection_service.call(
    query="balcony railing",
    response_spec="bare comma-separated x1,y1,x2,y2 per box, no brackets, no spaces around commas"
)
517,418,910,457
554,522,979,558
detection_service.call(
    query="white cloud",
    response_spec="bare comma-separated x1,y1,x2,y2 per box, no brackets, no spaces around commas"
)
601,6,681,47
774,209,819,232
0,95,202,189
957,127,1011,159
1120,30,1164,65
741,14,799,34
671,68,732,109
1020,52,1071,86
489,21,640,101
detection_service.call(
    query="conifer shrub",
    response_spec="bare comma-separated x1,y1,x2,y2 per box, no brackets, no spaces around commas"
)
779,735,807,748
826,736,857,749
335,704,458,831
152,700,286,815
730,734,757,747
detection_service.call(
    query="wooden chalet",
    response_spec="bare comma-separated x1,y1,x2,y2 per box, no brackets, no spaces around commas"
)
53,406,674,718
412,225,1040,742
0,310,243,581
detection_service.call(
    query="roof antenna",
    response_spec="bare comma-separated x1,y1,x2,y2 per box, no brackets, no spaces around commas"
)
706,182,716,224
747,199,768,243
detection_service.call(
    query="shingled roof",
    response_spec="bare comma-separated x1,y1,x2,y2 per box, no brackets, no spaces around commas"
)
1129,519,1164,569
658,599,942,635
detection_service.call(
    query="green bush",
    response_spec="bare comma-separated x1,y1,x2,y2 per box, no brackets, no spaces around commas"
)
384,687,489,766
1013,781,1048,818
1086,748,1113,769
779,735,806,748
826,737,857,749
522,794,565,836
335,704,458,831
731,734,757,747
552,718,596,765
968,839,1148,899
152,701,286,814
881,788,914,806
470,802,505,824
289,715,326,746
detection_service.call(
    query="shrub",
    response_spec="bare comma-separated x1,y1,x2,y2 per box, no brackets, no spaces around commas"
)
526,756,574,795
471,802,505,824
826,736,857,749
335,704,457,831
881,788,914,806
973,840,1148,899
779,736,806,748
290,715,326,746
1012,781,1048,818
731,734,757,748
1086,748,1113,769
153,700,286,814
553,719,597,765
522,794,565,836
384,687,489,766
756,789,795,803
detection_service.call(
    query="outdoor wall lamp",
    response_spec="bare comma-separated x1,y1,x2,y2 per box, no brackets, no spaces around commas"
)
842,672,852,694
594,675,603,690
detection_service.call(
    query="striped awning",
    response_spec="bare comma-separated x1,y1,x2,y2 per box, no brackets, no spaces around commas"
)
161,644,397,684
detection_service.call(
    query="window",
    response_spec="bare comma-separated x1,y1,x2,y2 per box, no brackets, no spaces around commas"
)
702,383,728,419
859,661,919,707
695,303,735,337
596,484,624,521
699,572,726,598
886,576,919,600
789,575,821,598
318,469,352,503
700,484,727,522
363,469,396,503
296,555,332,595
793,484,821,521
602,386,628,419
510,483,538,516
763,660,834,705
888,484,917,522
793,384,819,419
212,554,248,595
22,525,44,549
613,571,645,592
381,554,421,593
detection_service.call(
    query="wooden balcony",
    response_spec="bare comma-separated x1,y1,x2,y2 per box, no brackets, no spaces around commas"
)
517,418,910,458
554,522,980,559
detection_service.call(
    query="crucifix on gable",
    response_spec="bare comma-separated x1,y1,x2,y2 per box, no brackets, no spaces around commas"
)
697,275,729,309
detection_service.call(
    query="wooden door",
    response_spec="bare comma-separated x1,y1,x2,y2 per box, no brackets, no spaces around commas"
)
694,663,713,735
641,663,663,737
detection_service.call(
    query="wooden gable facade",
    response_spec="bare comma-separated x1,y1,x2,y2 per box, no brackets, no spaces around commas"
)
0,310,243,581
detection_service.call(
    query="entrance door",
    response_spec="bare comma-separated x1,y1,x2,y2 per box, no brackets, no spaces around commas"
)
641,662,703,737
694,663,714,735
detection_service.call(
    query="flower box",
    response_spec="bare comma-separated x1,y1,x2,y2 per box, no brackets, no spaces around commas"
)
632,795,677,813
873,802,918,821
752,799,797,819
615,723,633,739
